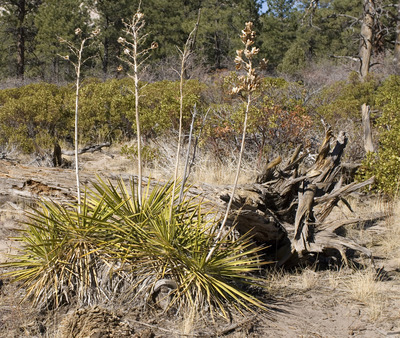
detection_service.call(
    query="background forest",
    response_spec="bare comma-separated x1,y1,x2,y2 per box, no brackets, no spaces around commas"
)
1,0,400,81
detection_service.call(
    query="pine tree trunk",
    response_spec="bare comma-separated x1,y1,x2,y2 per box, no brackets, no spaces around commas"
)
359,0,375,80
394,0,400,72
16,0,26,80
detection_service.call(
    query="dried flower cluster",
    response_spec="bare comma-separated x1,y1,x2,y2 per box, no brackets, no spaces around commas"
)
117,10,158,205
232,22,267,95
57,28,100,67
117,11,158,72
209,22,267,260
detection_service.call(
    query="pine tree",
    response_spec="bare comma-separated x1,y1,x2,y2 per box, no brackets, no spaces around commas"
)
87,0,137,76
0,0,40,79
259,0,299,70
194,0,261,69
34,0,90,81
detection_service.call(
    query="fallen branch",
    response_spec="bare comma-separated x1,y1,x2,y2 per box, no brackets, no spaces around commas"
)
62,142,111,156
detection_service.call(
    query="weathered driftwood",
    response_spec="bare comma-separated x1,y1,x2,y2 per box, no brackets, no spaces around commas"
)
361,103,375,153
211,127,375,266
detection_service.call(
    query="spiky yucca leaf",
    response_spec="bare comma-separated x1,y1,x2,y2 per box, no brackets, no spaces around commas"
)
1,194,115,308
87,178,268,315
3,177,269,316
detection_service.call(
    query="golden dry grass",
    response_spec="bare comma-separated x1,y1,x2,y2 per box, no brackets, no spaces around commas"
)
78,142,258,186
263,194,400,323
379,199,400,260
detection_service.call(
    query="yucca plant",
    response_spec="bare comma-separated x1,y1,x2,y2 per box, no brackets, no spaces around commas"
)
2,176,268,316
87,177,268,316
1,194,119,309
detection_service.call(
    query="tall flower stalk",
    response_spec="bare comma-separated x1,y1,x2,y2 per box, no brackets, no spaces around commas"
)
171,10,201,218
118,11,157,205
58,28,99,211
206,22,266,261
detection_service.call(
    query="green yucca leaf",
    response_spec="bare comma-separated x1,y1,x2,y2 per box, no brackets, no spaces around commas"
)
2,176,270,316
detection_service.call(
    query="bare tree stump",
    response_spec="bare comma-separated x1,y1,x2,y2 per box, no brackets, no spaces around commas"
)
211,127,375,267
53,142,62,167
362,103,375,153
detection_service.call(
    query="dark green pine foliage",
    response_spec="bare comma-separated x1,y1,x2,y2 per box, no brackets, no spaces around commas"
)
34,0,91,82
259,0,299,71
142,0,187,60
270,0,363,75
87,0,137,76
371,0,399,57
193,0,261,69
116,0,261,71
0,0,40,79
4,0,399,80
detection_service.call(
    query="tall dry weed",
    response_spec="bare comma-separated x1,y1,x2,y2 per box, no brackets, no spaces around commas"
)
118,9,157,204
206,22,266,261
58,28,100,210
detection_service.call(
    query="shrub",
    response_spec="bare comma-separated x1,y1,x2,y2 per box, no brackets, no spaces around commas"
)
313,72,378,124
358,75,400,195
202,75,312,160
0,78,206,152
139,79,206,137
78,78,135,143
120,143,161,166
0,83,72,153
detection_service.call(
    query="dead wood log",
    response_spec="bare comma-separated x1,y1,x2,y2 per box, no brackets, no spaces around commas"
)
362,103,375,153
62,142,111,156
213,127,375,267
53,142,62,167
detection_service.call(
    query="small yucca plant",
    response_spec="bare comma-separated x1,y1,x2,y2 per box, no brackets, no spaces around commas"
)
87,177,268,316
1,194,116,308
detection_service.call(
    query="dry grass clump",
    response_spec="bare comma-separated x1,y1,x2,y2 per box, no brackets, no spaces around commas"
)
345,268,388,321
265,267,322,296
339,196,400,267
179,302,199,336
379,199,400,260
266,265,390,321
85,140,257,186
189,153,258,185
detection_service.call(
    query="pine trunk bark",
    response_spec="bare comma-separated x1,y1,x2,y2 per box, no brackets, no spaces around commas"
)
359,0,375,80
394,0,400,72
16,0,26,80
